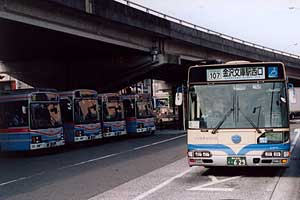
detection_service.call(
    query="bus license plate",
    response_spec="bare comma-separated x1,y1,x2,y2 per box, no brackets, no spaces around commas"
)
227,157,247,166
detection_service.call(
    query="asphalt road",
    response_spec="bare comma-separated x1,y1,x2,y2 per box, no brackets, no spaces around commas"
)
0,130,186,200
1,124,300,200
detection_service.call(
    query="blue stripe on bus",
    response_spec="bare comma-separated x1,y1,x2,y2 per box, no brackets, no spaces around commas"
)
188,143,290,155
237,143,290,155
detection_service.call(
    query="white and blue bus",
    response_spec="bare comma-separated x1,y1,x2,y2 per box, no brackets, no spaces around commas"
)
122,94,155,135
98,93,126,138
187,61,290,167
0,89,64,151
59,89,102,143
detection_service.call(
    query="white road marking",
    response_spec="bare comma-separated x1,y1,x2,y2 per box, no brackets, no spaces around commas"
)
0,171,45,187
194,188,234,192
59,134,186,170
187,176,241,191
0,134,186,187
131,167,194,200
291,129,300,152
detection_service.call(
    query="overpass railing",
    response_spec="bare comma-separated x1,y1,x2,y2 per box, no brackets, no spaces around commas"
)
114,0,300,59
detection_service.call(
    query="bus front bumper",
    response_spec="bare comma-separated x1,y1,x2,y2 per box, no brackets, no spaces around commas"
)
30,140,65,150
74,134,102,142
103,130,127,137
137,127,156,133
188,155,290,167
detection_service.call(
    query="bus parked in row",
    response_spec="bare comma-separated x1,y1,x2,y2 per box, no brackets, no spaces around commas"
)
122,94,155,135
186,61,290,167
0,89,64,151
98,93,126,137
59,89,102,143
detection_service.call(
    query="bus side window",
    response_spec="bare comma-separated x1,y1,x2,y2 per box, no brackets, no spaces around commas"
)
60,99,73,123
2,101,28,128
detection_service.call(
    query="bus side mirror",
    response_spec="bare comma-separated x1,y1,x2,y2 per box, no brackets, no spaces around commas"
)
175,92,183,106
22,106,27,114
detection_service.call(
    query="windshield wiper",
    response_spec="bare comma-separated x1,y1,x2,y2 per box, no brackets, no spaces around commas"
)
211,108,234,134
238,108,262,133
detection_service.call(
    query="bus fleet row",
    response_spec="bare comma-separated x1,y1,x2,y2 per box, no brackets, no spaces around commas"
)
0,89,155,152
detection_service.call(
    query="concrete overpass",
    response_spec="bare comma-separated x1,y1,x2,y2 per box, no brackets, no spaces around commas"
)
0,0,300,91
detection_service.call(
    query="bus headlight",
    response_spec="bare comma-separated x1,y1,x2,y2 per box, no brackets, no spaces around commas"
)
202,152,211,157
264,151,273,157
194,151,211,157
194,151,202,157
32,136,42,144
75,130,84,137
283,151,290,158
187,151,193,157
273,152,281,157
137,123,144,128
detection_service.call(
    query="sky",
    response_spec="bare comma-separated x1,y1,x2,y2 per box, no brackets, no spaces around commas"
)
129,0,300,56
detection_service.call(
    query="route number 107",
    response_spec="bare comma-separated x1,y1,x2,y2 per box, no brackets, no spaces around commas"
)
209,72,221,80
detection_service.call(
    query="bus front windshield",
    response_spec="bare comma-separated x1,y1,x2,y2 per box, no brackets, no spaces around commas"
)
189,82,288,129
103,101,124,121
74,99,99,124
30,103,62,129
137,100,153,118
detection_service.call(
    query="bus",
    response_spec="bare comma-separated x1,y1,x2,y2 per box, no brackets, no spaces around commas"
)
122,94,155,135
186,61,290,167
59,89,102,143
0,89,64,151
98,93,126,137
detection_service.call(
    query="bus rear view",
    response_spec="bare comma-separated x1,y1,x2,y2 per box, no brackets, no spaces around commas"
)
187,62,290,167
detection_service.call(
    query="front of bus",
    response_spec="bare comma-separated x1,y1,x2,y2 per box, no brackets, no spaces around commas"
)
29,92,65,150
187,62,290,167
135,94,156,134
100,94,126,137
73,90,102,142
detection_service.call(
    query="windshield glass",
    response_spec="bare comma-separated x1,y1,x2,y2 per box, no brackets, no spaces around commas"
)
189,82,288,129
74,99,99,124
137,100,153,118
103,101,124,121
30,103,62,129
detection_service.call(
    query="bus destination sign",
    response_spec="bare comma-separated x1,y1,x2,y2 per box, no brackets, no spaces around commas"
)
207,66,265,81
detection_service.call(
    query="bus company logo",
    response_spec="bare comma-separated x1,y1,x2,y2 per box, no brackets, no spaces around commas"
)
231,135,241,144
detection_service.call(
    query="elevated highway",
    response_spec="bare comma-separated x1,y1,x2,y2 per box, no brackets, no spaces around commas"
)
0,0,299,91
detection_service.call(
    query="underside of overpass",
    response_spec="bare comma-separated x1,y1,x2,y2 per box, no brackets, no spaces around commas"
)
0,17,155,92
1,0,300,92
0,16,203,92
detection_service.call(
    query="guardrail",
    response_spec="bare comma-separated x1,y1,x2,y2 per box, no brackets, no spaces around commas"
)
114,0,300,59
